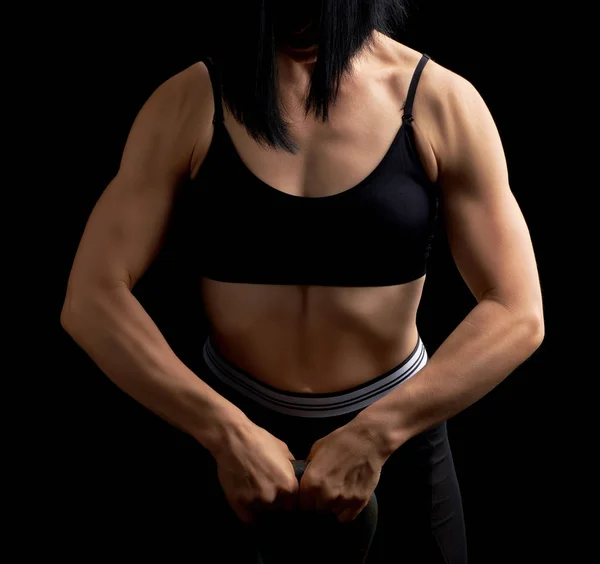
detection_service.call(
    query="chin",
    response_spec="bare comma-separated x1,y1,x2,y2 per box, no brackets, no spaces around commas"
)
282,45,319,63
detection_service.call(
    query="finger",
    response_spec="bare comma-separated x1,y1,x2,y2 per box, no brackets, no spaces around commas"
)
247,496,276,522
276,438,296,461
298,483,317,512
336,508,358,523
265,488,297,513
259,496,282,513
335,500,368,523
235,504,256,526
315,493,336,513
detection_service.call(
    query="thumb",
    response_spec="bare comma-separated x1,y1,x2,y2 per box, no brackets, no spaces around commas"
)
275,437,295,460
235,504,256,526
306,441,320,461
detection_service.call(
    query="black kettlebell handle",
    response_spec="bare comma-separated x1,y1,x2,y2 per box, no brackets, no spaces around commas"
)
291,459,309,481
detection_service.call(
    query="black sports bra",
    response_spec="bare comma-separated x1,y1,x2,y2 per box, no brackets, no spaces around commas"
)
176,54,438,287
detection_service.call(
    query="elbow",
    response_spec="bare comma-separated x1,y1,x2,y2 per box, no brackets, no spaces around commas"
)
487,294,545,350
60,287,100,336
521,309,545,352
61,280,128,335
60,306,70,332
60,293,82,336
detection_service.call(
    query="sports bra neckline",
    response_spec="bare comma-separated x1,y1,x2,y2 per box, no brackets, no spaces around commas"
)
212,118,408,202
180,54,438,288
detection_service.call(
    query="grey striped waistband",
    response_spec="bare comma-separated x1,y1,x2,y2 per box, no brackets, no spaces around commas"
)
202,336,428,418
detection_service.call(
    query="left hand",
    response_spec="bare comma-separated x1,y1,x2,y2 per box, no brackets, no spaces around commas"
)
297,418,390,523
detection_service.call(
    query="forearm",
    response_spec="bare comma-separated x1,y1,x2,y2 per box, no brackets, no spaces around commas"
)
61,284,246,456
356,299,544,455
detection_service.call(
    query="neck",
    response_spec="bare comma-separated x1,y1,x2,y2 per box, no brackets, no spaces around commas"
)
275,15,318,57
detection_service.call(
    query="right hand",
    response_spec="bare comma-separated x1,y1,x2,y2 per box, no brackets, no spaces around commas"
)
213,418,300,525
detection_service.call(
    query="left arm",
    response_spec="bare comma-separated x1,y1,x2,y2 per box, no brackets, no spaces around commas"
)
297,68,545,522
355,70,545,456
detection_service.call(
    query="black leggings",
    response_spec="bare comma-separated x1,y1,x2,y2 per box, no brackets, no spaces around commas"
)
180,364,469,564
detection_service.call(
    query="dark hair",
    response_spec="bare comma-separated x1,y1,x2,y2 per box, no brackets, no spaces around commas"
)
208,1,410,153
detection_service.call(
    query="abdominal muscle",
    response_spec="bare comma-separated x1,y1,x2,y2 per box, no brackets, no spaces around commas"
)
200,277,425,393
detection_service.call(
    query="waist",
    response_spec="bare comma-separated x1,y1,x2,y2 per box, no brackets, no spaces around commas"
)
202,335,428,418
200,278,425,376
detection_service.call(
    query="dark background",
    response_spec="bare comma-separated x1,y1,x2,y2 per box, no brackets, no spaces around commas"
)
38,1,577,562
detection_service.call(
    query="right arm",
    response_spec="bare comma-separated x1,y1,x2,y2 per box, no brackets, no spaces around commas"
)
62,62,300,524
60,63,244,456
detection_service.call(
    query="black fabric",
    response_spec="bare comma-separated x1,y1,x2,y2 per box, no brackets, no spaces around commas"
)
108,364,465,563
174,54,438,287
403,54,431,123
84,361,467,562
197,365,467,563
254,460,379,563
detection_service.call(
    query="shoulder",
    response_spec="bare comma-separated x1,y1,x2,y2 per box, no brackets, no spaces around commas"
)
417,57,487,139
389,45,509,204
385,39,497,182
127,61,215,176
141,61,213,136
404,51,496,175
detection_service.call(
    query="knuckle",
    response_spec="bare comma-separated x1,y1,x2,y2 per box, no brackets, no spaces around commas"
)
237,490,265,506
345,494,365,504
258,489,277,505
303,476,322,491
319,486,336,501
281,478,299,495
236,493,254,507
322,488,336,501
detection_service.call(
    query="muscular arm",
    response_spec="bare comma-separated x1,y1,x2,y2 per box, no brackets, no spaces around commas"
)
61,63,245,455
356,64,545,453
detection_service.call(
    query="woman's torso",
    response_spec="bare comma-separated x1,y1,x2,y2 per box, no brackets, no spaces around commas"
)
187,33,439,394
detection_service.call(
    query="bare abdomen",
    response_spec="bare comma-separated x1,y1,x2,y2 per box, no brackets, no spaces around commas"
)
199,277,425,393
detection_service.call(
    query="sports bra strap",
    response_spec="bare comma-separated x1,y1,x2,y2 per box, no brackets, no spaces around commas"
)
402,54,431,124
201,57,224,124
